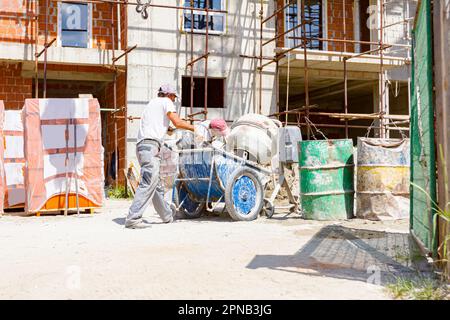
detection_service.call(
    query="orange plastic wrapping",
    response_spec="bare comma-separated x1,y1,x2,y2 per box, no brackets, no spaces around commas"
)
0,101,5,214
2,110,25,208
23,98,104,213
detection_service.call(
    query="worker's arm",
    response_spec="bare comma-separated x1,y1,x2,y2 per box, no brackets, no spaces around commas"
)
167,112,195,131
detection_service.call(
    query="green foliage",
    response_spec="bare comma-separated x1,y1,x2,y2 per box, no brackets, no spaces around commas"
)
107,185,133,199
386,276,448,300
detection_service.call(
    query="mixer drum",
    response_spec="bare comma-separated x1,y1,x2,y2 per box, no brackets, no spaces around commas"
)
226,113,281,165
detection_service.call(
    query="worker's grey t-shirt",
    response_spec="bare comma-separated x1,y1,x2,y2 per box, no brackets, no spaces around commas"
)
137,97,177,143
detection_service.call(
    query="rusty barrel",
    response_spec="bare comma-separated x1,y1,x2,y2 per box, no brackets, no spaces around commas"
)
356,138,410,220
299,139,355,220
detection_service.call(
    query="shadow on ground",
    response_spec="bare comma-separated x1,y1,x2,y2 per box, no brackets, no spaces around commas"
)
247,225,434,285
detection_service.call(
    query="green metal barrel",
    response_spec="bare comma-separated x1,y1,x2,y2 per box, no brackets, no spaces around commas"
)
299,139,355,220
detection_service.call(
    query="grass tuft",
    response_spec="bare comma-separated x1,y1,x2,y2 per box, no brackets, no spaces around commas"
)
106,186,133,199
386,276,449,300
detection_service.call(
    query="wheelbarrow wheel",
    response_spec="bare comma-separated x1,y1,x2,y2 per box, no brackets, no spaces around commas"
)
225,168,264,221
173,182,204,219
263,199,275,218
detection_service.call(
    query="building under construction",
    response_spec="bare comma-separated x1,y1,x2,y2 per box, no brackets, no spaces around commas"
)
0,0,417,185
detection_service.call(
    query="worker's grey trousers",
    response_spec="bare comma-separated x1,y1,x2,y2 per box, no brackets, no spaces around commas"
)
126,141,173,225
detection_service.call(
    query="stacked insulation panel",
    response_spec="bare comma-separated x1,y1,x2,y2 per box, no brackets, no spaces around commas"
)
3,110,25,208
0,101,5,214
23,99,104,214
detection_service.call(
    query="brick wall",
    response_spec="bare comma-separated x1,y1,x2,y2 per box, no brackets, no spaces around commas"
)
0,62,33,109
0,0,37,44
0,0,120,49
37,1,119,49
275,0,355,52
327,0,355,52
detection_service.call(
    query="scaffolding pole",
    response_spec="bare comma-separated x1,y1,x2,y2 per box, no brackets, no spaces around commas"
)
246,0,412,139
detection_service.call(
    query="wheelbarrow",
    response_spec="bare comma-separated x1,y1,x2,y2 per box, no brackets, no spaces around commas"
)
171,146,272,221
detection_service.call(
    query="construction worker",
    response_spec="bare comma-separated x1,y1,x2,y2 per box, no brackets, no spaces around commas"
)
193,118,231,147
125,84,194,229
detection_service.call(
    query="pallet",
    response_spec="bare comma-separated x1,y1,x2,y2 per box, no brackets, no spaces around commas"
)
34,208,95,217
29,194,100,216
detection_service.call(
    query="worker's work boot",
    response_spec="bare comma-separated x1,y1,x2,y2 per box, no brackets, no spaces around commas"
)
165,203,179,223
124,219,152,229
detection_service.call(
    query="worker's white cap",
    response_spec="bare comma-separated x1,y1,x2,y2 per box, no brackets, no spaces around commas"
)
159,84,178,97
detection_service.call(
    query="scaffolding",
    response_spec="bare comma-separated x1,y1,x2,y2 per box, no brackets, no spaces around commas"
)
252,0,413,139
30,0,226,187
20,0,413,187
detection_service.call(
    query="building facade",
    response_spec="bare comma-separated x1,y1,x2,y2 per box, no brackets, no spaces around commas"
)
0,0,416,186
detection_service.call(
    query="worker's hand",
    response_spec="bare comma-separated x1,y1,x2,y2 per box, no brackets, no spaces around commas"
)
167,126,176,136
193,125,208,145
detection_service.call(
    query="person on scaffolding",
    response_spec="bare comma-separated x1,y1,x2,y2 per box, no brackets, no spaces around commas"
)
125,84,194,229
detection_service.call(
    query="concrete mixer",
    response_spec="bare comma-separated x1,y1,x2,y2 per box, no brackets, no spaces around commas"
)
226,113,282,166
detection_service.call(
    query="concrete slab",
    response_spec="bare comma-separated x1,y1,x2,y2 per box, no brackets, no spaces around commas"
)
0,42,125,67
0,199,432,299
277,49,409,74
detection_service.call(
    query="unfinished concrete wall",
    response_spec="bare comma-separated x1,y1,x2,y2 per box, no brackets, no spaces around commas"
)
126,0,277,168
384,0,417,82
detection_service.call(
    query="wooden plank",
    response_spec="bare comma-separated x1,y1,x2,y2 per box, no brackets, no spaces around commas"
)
433,0,450,275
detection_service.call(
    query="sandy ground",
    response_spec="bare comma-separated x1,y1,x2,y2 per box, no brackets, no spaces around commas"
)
0,199,416,300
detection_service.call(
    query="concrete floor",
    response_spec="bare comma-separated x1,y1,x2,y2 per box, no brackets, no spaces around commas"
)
0,199,429,300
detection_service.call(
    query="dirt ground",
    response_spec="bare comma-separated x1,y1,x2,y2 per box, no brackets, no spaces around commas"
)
0,199,429,300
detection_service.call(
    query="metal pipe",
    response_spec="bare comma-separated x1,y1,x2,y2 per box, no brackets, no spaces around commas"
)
345,45,391,60
343,0,347,52
187,110,207,118
35,38,57,58
344,58,348,138
239,54,273,60
269,104,318,117
262,21,309,47
34,0,39,98
306,111,409,120
51,0,227,13
117,0,121,50
111,2,118,186
257,58,277,70
282,111,409,120
204,0,209,119
190,0,194,118
259,0,263,114
287,36,411,48
380,0,385,138
262,0,296,24
186,52,210,67
112,44,137,62
377,17,414,30
43,0,48,98
283,122,410,131
64,120,69,216
74,118,80,216
123,0,129,194
301,0,310,139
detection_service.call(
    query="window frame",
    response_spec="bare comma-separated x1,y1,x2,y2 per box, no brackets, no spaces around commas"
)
181,0,227,35
283,0,328,51
181,76,226,109
57,1,93,49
